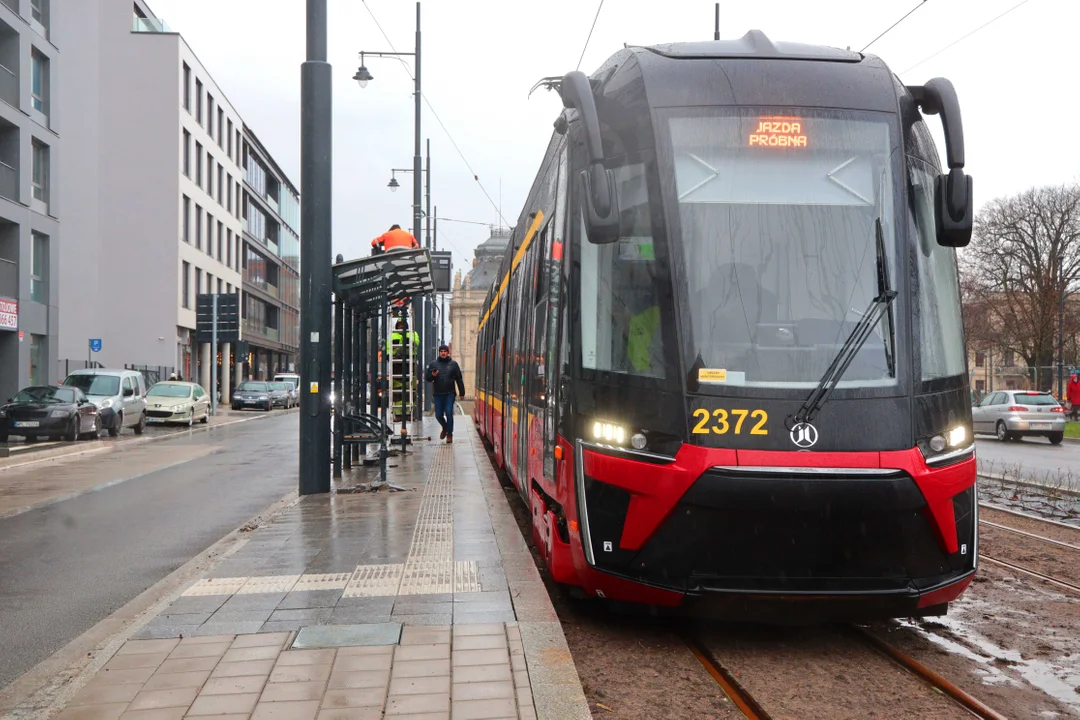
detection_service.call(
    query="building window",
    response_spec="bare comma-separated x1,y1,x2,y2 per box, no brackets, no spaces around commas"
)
235,235,241,271
29,333,44,385
31,0,45,25
217,278,223,294
182,62,190,111
227,119,233,159
182,261,191,308
207,158,214,198
974,352,985,368
195,203,202,249
975,379,985,392
31,139,48,204
235,180,241,218
183,129,191,177
217,165,224,205
207,95,214,137
31,49,47,114
196,267,202,295
1003,350,1014,367
217,108,224,147
226,228,232,268
226,173,232,213
30,231,46,303
195,142,203,187
206,209,212,255
236,130,241,164
182,195,190,242
207,273,213,293
195,79,203,124
217,220,223,261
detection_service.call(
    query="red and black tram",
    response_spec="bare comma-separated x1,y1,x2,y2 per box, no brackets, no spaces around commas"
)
474,30,977,622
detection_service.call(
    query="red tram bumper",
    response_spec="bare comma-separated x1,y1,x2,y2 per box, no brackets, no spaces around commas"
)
553,439,977,622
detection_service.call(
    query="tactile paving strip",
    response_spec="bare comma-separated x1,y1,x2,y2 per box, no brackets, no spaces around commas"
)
235,574,301,594
342,563,405,598
398,446,456,596
454,560,482,593
182,578,248,596
292,572,353,591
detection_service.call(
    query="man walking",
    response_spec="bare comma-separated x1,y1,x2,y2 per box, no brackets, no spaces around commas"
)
426,344,465,443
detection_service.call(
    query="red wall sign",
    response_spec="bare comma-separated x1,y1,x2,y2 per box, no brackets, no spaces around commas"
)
0,297,17,330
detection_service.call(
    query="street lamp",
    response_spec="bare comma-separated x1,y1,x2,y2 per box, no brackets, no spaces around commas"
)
387,176,400,192
357,3,427,417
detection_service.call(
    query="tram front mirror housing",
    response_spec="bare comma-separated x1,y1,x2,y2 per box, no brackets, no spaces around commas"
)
560,70,621,244
907,78,973,248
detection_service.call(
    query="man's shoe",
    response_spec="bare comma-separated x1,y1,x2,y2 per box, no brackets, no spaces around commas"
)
446,434,453,444
440,428,446,440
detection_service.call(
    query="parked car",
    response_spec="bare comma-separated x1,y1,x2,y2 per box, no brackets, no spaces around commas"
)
269,382,293,409
0,385,101,443
61,369,147,436
278,380,299,407
972,390,1066,444
146,381,210,426
232,381,274,411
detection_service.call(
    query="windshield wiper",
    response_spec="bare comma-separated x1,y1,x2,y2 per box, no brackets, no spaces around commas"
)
792,218,897,427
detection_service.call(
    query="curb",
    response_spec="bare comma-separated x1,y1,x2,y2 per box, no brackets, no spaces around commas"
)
469,426,592,720
0,407,299,473
0,489,303,718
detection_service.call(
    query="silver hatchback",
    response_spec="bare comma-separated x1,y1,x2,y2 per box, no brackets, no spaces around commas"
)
972,390,1066,444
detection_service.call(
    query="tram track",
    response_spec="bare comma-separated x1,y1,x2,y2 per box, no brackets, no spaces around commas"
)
687,625,1010,720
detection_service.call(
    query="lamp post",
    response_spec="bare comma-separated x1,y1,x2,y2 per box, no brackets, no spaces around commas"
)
356,1,424,419
300,0,333,495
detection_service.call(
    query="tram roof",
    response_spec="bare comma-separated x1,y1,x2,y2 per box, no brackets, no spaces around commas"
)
332,249,435,318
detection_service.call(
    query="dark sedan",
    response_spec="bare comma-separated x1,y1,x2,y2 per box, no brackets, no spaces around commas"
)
0,386,101,443
231,381,273,411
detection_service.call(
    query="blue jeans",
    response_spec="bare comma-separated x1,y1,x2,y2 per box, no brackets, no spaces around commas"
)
434,393,455,435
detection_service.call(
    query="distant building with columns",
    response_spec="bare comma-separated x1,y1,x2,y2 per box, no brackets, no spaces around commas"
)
450,227,510,400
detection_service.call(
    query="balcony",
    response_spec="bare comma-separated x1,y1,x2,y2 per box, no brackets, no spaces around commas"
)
244,321,280,343
0,256,14,298
0,159,15,203
132,16,171,33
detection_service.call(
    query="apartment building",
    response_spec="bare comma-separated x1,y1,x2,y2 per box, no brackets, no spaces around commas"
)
0,0,59,402
55,0,298,397
240,126,299,379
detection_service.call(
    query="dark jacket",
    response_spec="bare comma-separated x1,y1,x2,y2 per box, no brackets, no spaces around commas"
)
426,357,465,396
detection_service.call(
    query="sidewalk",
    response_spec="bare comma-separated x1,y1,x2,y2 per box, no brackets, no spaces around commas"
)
45,420,589,720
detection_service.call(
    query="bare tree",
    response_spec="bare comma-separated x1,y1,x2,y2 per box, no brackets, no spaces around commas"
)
961,183,1080,391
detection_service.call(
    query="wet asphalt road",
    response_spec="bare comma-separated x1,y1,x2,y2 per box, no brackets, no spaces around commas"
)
0,413,298,692
975,435,1080,484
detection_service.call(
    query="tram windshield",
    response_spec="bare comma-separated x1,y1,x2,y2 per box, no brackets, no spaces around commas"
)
664,109,902,390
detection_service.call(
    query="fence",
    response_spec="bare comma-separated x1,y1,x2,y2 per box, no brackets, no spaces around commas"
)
972,364,1079,399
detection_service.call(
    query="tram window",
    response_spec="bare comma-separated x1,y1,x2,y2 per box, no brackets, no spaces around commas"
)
579,162,666,378
667,110,898,389
908,122,965,382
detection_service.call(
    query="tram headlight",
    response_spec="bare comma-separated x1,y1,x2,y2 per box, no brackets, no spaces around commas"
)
591,420,628,446
918,424,973,464
947,425,967,447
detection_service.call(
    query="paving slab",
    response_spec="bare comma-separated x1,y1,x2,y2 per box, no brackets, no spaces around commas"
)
42,421,586,719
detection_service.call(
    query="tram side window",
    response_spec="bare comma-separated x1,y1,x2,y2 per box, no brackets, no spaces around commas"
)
529,225,550,407
908,122,965,382
579,162,666,378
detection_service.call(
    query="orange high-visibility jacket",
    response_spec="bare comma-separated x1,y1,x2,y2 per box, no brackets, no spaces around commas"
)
372,228,419,251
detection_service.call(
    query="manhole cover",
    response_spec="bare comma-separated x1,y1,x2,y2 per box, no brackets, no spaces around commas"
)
291,623,402,649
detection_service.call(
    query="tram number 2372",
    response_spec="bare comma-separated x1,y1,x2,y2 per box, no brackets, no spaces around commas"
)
691,408,769,435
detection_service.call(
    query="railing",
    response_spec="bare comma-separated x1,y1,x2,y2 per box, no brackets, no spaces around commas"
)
0,159,16,202
0,63,16,109
0,256,15,298
132,16,170,33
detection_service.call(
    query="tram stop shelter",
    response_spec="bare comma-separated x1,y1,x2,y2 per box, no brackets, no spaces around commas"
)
331,248,435,488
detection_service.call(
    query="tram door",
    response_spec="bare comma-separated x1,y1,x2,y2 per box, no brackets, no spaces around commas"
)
504,231,528,487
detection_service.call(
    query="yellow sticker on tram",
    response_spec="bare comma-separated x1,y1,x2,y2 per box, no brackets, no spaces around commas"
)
691,408,769,436
698,368,728,383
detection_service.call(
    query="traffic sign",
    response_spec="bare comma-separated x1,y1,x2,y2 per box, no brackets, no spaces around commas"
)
89,338,102,353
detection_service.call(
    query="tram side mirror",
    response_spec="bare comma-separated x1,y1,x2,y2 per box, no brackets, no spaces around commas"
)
908,78,973,248
560,70,621,244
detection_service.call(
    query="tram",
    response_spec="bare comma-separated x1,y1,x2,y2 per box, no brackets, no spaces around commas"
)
474,30,977,622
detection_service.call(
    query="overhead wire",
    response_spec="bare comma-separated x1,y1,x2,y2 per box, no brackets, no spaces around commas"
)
860,0,929,53
360,0,510,228
900,0,1032,74
576,0,606,71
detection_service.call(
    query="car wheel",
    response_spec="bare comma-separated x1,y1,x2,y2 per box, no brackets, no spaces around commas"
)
265,403,272,412
86,416,100,440
187,411,195,427
1048,432,1064,445
995,421,1010,442
201,407,209,423
109,413,122,437
67,418,79,443
134,412,146,435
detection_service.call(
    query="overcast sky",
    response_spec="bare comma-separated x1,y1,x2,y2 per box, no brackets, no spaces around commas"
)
149,0,1075,277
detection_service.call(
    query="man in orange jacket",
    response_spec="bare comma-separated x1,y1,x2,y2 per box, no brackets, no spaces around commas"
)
371,224,419,254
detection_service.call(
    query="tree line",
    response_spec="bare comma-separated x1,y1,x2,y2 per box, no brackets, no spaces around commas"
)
961,182,1080,393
